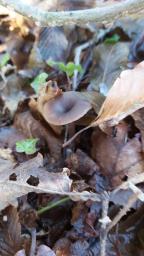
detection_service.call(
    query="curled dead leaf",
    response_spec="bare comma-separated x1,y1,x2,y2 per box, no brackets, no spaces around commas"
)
95,61,144,128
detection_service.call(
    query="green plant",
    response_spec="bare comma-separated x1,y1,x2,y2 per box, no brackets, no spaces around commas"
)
47,60,83,78
16,138,39,155
31,72,48,93
104,34,120,44
0,53,10,69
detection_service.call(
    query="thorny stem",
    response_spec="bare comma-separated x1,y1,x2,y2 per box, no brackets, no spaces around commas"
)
37,197,70,215
0,0,144,26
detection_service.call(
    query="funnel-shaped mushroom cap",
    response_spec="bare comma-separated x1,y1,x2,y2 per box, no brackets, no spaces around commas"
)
42,91,91,125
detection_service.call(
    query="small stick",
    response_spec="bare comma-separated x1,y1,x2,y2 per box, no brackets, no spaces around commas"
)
107,192,140,233
100,192,110,256
29,228,36,256
73,39,94,91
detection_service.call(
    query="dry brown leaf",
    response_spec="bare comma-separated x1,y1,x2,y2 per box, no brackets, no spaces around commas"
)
0,206,22,256
91,127,144,187
94,61,144,128
15,250,26,256
132,107,144,151
14,111,62,160
37,245,56,256
0,154,72,210
66,148,99,177
53,238,71,256
15,245,56,256
0,154,100,210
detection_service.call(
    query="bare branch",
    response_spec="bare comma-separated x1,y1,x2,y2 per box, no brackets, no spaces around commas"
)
0,0,144,26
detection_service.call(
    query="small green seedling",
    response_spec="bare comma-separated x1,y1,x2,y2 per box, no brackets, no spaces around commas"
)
47,60,83,78
16,138,39,155
0,53,10,69
104,34,120,44
31,72,48,94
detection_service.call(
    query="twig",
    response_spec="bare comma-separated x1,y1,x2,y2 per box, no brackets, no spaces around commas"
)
29,228,36,256
0,71,7,90
73,39,94,90
107,191,141,233
0,0,144,26
99,192,110,256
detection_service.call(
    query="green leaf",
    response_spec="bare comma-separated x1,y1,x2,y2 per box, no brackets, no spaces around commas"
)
0,53,10,69
47,60,83,78
16,138,39,155
47,60,57,67
104,34,120,44
66,62,83,77
31,72,48,94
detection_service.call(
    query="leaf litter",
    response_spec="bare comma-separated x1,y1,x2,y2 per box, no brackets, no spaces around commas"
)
1,1,144,255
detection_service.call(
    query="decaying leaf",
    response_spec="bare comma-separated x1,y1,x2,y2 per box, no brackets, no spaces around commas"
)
132,107,144,151
66,148,99,177
37,27,69,63
37,245,56,256
15,245,56,256
15,250,26,256
0,153,100,210
91,126,144,187
0,206,22,256
90,42,129,94
94,61,144,128
14,110,62,160
0,154,72,210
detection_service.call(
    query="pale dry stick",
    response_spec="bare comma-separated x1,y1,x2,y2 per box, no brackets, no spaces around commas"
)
99,192,110,256
73,39,94,90
107,191,142,233
0,0,144,26
29,228,37,256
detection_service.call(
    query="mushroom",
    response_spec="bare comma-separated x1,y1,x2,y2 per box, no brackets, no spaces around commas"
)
42,90,92,125
29,81,104,126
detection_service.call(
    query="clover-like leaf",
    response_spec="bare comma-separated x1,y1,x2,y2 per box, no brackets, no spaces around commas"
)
16,138,39,155
0,53,10,69
104,34,120,44
47,60,83,78
31,72,48,94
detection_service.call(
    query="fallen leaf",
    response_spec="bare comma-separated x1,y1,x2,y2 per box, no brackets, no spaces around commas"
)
93,61,144,128
15,250,26,256
37,245,56,256
0,153,100,210
91,127,144,187
14,110,62,160
132,107,144,151
128,29,144,64
66,148,99,177
53,238,71,256
16,245,56,256
0,206,22,256
0,154,72,210
90,42,129,94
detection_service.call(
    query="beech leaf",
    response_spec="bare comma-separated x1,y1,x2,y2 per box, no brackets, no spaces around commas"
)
93,61,144,127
